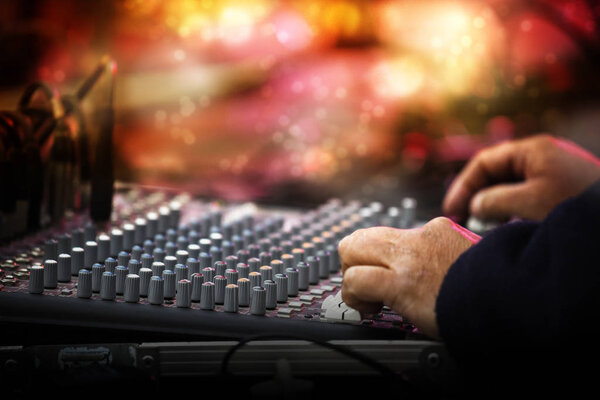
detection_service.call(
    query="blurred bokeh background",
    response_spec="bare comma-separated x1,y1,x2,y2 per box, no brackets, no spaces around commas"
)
1,0,600,215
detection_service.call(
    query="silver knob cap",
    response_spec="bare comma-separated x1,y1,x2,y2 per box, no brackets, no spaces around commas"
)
151,261,165,277
77,269,92,298
176,250,189,265
164,255,177,270
110,228,124,257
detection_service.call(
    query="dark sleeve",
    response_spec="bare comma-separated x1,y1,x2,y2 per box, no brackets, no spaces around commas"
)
435,180,600,386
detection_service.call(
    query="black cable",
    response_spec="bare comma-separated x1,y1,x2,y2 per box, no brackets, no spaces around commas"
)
219,333,400,379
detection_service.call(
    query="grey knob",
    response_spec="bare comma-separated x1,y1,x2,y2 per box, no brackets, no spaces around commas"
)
225,255,238,270
45,239,58,261
275,274,288,303
134,218,146,245
236,278,249,307
57,254,71,282
259,252,271,267
77,269,92,298
117,251,130,268
202,267,215,282
187,244,200,260
176,236,189,251
141,253,153,270
302,242,315,258
200,281,215,310
165,242,177,256
249,271,262,289
84,222,96,242
146,211,158,239
191,273,204,302
154,234,167,250
104,257,117,274
124,274,140,302
166,229,177,244
131,245,143,261
71,228,84,248
199,238,211,253
285,267,299,297
248,257,260,273
153,247,166,263
317,250,330,279
176,250,188,265
225,268,239,285
97,234,110,263
175,264,189,282
139,267,153,297
128,259,141,275
237,263,249,279
115,265,128,294
84,241,98,269
264,280,277,309
71,247,84,276
250,286,266,315
282,254,294,270
91,263,105,292
292,248,305,265
152,261,165,277
176,279,191,307
210,247,222,263
259,265,273,282
57,234,71,255
110,228,123,256
297,262,309,291
214,275,227,304
158,206,170,233
327,244,340,273
270,246,283,261
224,284,239,313
29,265,44,294
123,223,135,251
236,249,249,264
163,269,176,299
100,272,116,300
270,259,283,275
214,261,226,276
187,258,200,277
148,276,164,305
307,255,320,285
199,252,212,269
164,255,177,270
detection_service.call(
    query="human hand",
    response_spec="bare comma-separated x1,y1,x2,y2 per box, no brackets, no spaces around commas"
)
338,217,479,339
443,134,600,222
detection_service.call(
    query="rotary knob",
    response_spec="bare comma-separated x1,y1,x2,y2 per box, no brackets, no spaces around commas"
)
214,275,227,304
264,280,277,309
77,269,92,298
124,274,140,302
225,268,239,285
224,284,239,313
200,281,215,310
175,264,189,282
163,270,176,299
152,261,165,277
91,263,105,292
275,274,288,303
296,262,309,291
176,279,191,308
115,265,128,294
249,271,262,289
250,286,266,316
128,259,141,275
201,267,215,282
138,267,153,297
237,278,250,307
100,272,116,300
57,254,71,283
84,241,98,269
29,265,44,294
191,273,204,302
104,257,117,274
259,265,273,282
148,276,164,305
71,247,84,276
285,267,299,297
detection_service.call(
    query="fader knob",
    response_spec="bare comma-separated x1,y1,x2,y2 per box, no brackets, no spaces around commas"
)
100,272,116,300
176,279,191,308
148,276,164,305
214,275,227,304
92,263,105,292
71,247,84,276
250,286,266,316
275,274,288,303
29,265,44,294
77,269,92,298
163,270,176,299
191,273,204,302
264,280,277,310
115,265,128,294
200,281,215,310
237,278,250,307
57,254,71,282
124,274,140,302
139,268,153,297
224,284,239,313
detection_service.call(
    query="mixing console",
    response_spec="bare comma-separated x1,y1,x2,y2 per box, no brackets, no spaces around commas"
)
0,188,425,344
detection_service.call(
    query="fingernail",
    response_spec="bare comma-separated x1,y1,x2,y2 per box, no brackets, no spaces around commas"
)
471,193,484,215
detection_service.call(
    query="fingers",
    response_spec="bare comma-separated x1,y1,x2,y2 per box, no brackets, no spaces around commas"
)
469,180,545,220
443,140,523,220
338,227,406,273
342,266,395,312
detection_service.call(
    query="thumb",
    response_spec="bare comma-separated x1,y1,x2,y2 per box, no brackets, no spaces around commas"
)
470,181,543,221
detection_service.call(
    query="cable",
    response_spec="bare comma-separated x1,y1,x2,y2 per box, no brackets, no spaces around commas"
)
219,333,400,379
